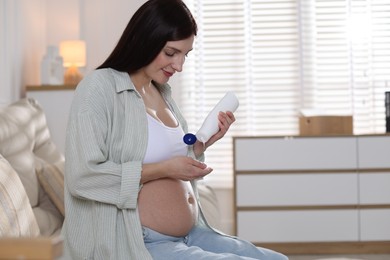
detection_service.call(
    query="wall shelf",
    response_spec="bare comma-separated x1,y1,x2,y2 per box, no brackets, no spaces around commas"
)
26,85,76,91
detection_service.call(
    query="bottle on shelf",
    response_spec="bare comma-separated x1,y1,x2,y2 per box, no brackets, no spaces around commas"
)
41,46,64,85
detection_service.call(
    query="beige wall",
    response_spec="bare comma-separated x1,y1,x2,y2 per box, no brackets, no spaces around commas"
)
0,0,145,105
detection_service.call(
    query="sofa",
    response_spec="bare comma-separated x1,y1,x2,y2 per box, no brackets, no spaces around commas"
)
0,98,65,259
0,97,221,259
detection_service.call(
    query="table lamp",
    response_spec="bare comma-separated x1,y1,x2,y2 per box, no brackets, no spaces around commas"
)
60,40,86,85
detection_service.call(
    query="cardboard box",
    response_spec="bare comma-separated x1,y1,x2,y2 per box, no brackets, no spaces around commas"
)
299,116,353,136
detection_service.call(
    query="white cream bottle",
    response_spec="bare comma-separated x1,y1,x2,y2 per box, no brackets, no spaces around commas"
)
195,91,239,143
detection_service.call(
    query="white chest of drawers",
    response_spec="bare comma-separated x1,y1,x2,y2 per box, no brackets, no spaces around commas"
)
234,135,390,254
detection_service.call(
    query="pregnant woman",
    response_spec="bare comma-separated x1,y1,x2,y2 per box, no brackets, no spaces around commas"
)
62,0,288,259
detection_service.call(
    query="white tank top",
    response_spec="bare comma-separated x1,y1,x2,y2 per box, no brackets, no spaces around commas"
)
143,113,187,164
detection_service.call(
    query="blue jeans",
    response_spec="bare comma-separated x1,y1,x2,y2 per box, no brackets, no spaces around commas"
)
143,225,289,260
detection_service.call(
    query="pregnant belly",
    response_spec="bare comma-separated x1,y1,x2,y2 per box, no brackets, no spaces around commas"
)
138,178,198,237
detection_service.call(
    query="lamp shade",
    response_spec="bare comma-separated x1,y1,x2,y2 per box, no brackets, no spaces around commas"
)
59,40,86,67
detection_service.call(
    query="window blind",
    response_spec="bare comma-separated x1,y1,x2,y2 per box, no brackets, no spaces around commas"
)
181,0,390,188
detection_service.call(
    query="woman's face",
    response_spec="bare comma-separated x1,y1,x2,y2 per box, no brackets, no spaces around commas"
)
143,35,195,84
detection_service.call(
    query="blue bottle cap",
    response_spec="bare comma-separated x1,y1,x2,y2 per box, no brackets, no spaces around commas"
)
183,133,197,145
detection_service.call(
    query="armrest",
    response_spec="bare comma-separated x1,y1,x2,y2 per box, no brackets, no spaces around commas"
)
0,236,63,260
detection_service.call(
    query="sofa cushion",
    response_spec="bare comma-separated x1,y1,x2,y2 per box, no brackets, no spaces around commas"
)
0,155,40,237
0,98,63,207
0,98,65,235
37,161,65,216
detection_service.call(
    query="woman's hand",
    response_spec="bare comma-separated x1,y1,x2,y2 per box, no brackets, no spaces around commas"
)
163,156,213,181
193,111,236,157
141,156,213,183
